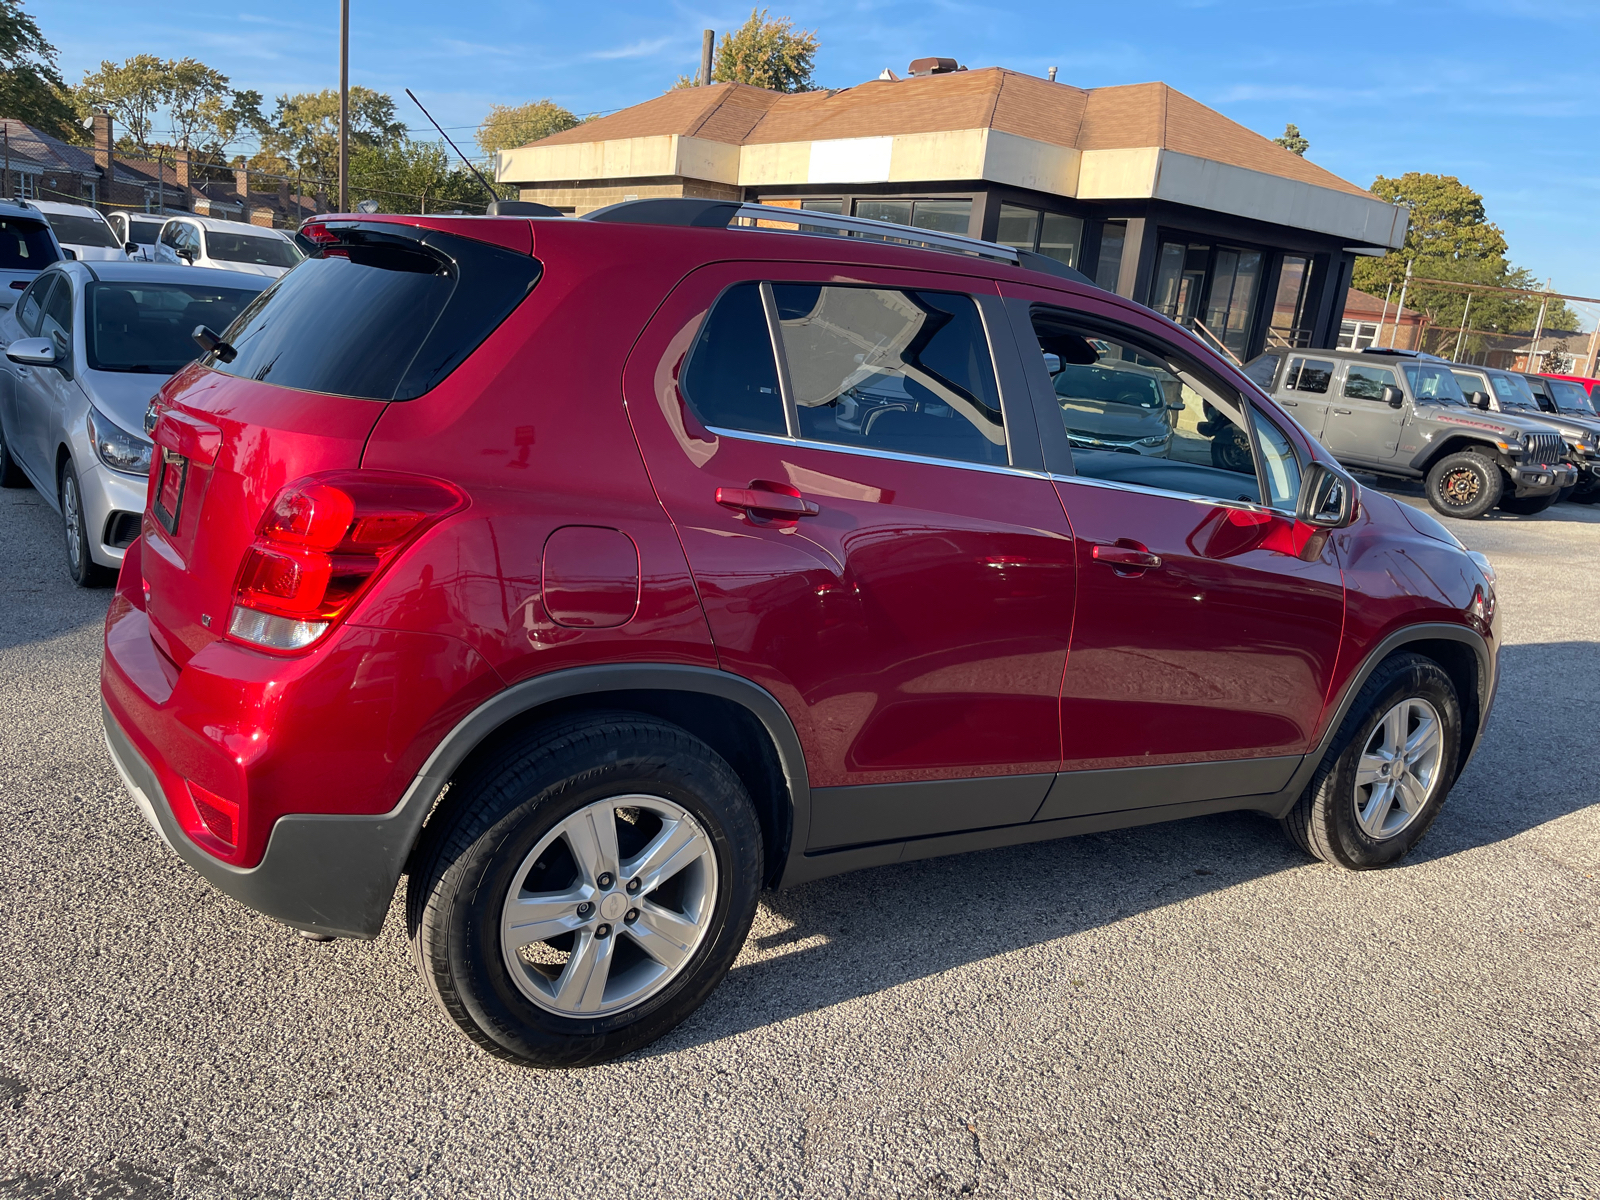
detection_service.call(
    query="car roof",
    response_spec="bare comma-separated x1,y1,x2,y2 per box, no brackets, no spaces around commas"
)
47,260,275,289
0,200,52,225
167,214,291,239
27,199,108,219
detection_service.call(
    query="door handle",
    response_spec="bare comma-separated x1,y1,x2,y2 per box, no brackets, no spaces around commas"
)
1333,407,1353,415
715,485,819,518
1280,399,1298,406
1091,541,1162,572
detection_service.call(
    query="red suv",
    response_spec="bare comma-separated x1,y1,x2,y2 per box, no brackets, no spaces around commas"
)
102,201,1500,1067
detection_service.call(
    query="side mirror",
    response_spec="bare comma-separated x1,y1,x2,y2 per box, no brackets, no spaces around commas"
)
62,247,77,261
1168,400,1187,411
1470,391,1491,410
177,247,194,263
1382,385,1404,409
6,337,57,367
1296,460,1358,529
125,242,138,256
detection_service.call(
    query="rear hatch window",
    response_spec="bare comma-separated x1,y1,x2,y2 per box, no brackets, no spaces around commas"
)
0,217,58,269
205,222,541,400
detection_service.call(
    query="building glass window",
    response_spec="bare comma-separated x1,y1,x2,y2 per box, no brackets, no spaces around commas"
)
801,198,844,214
1268,255,1312,348
1095,220,1126,292
1338,320,1380,350
1152,242,1208,324
996,204,1082,268
16,172,34,200
1203,246,1263,361
853,198,973,236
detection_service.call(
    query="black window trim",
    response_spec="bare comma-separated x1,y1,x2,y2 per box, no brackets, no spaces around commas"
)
684,277,1042,475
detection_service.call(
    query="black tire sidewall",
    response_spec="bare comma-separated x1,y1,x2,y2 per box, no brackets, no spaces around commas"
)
61,464,91,585
1427,452,1501,520
429,725,762,1067
1318,659,1461,868
0,423,26,488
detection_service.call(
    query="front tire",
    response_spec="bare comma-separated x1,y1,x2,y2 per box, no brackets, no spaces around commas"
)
1282,653,1461,869
1425,450,1503,519
61,463,114,587
408,712,763,1068
0,421,26,488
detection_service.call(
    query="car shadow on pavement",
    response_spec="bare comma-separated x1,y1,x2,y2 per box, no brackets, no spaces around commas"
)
649,638,1599,1057
0,486,115,654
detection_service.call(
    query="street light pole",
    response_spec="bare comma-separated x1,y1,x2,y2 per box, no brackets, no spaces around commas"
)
338,0,349,212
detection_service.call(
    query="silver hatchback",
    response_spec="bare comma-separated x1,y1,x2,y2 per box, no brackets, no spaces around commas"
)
0,261,269,583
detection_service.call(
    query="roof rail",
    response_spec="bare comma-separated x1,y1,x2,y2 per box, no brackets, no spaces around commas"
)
582,196,1102,286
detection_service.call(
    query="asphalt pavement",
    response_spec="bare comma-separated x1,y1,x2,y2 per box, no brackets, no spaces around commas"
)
1,476,1597,1199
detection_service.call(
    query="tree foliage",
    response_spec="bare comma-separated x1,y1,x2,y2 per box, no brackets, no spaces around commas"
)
476,99,580,155
1272,123,1308,156
0,0,77,141
1352,172,1578,356
254,87,407,182
672,9,819,92
77,55,266,161
348,137,493,213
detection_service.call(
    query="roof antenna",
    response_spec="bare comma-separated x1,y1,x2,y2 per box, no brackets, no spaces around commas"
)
405,87,499,207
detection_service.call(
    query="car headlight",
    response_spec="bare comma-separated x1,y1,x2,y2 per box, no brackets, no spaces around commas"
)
86,405,153,476
1135,434,1169,446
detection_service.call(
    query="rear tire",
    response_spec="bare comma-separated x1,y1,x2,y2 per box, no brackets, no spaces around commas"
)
1281,653,1461,870
0,421,26,488
1425,450,1502,520
1497,491,1559,515
61,463,115,587
408,712,763,1068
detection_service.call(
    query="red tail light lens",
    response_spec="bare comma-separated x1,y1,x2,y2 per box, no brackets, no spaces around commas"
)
228,471,465,652
187,780,239,846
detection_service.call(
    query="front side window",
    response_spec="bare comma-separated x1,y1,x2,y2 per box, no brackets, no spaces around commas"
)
773,285,1005,466
1284,357,1333,394
160,223,183,248
39,274,73,351
1343,364,1398,402
204,231,303,268
1406,364,1467,405
1487,370,1539,411
87,281,263,373
1451,371,1489,402
1031,309,1268,506
1251,406,1302,509
14,273,54,335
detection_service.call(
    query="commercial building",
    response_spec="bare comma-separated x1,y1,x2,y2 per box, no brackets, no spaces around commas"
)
496,61,1408,359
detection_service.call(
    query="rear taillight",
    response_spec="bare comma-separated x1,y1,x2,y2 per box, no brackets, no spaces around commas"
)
227,471,465,652
187,780,239,846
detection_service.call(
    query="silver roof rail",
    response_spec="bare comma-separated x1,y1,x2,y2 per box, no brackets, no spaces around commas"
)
728,202,1020,265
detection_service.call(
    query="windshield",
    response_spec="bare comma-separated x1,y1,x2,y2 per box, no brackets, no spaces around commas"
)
1549,379,1597,415
0,217,59,269
202,230,303,268
43,213,120,249
1488,370,1540,410
1404,363,1467,405
86,280,264,373
124,217,162,248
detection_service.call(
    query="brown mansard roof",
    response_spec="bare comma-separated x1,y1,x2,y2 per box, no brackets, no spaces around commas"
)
533,69,1369,198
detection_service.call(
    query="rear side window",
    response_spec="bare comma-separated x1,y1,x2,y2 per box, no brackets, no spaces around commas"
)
0,218,58,269
771,284,1005,466
206,224,541,401
1343,364,1397,401
1284,357,1333,393
680,283,784,434
1242,353,1280,389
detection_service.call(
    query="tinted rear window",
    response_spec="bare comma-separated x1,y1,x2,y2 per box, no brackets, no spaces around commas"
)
0,218,58,269
205,224,541,401
44,213,120,249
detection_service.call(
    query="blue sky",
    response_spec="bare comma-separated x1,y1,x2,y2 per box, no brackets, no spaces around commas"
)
43,0,1600,320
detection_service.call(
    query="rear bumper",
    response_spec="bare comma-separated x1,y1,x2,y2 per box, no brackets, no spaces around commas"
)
104,698,421,938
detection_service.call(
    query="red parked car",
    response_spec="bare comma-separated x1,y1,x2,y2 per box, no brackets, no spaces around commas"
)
102,201,1500,1067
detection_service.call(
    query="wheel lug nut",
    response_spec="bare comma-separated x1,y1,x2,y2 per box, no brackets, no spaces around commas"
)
597,872,615,889
595,924,611,939
625,908,639,924
626,878,641,894
576,901,593,917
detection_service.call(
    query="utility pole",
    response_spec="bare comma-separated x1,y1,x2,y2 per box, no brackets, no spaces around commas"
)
157,149,165,215
1453,291,1473,362
1388,261,1412,349
700,29,714,86
4,124,9,200
338,0,350,212
1527,279,1550,373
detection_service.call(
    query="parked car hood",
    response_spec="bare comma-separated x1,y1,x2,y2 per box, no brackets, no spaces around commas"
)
207,260,291,279
80,366,174,438
64,244,129,262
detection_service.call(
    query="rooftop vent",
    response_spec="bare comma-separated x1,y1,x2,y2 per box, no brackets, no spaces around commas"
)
908,57,964,76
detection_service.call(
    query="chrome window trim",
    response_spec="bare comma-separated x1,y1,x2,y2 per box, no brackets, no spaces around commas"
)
1050,470,1294,518
704,425,1049,480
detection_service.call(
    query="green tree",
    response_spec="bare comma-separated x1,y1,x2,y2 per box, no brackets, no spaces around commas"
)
476,99,580,155
78,54,167,155
163,57,232,151
673,9,819,92
348,137,496,213
0,0,76,141
256,86,407,182
1272,123,1308,156
1354,173,1577,355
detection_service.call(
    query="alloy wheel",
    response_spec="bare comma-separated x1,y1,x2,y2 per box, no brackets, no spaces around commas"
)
1439,467,1481,507
1353,698,1445,839
500,794,718,1017
62,473,82,569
